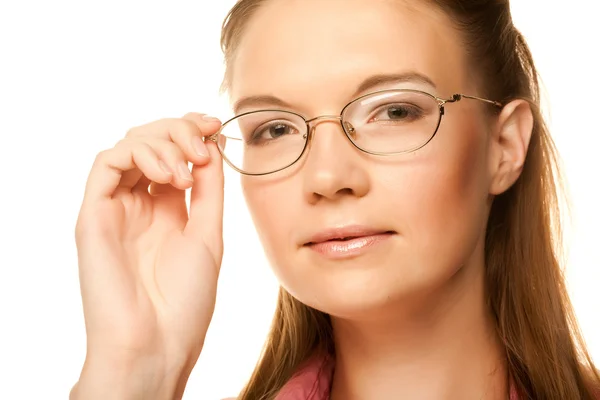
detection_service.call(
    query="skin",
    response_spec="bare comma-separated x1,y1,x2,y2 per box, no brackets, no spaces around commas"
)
72,113,225,400
72,0,533,398
231,0,534,398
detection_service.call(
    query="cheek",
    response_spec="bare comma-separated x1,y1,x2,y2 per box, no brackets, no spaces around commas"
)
399,117,490,266
242,178,299,264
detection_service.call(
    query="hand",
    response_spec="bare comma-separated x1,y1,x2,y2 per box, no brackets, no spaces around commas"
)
73,113,224,399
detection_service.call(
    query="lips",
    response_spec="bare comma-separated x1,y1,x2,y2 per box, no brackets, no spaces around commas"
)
304,226,395,245
302,226,395,259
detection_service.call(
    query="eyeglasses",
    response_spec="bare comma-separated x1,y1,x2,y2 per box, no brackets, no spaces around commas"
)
205,89,502,176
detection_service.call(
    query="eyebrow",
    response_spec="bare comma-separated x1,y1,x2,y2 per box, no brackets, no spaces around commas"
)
233,95,293,115
232,71,437,115
352,72,437,97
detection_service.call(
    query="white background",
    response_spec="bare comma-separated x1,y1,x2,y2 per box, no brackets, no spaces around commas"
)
0,1,598,399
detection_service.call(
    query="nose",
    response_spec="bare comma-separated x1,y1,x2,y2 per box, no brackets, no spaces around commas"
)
302,117,370,204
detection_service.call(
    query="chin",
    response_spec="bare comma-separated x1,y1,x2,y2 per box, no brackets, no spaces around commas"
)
282,267,418,320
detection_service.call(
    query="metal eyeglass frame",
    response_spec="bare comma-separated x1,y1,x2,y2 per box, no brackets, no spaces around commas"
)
205,89,503,176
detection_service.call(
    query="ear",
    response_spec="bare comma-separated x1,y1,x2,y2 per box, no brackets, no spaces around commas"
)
488,99,534,195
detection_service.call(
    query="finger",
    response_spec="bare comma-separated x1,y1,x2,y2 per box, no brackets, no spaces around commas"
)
182,112,222,134
148,181,180,196
126,114,222,166
119,139,179,189
184,139,224,257
137,137,195,191
182,112,223,164
132,175,152,194
84,141,172,202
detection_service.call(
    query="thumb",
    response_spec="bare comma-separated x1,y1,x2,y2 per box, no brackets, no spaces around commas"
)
184,138,225,259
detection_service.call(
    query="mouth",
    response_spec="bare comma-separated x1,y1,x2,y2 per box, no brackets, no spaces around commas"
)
302,226,396,259
304,231,396,245
304,226,396,246
303,226,396,261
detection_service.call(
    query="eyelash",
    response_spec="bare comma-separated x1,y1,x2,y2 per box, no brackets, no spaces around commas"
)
369,104,424,123
247,121,300,145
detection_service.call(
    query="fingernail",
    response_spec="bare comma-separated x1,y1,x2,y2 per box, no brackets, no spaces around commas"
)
202,114,220,122
192,136,209,157
159,160,173,175
178,161,193,182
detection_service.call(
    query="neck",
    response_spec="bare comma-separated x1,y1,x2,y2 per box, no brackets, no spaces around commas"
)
329,260,509,400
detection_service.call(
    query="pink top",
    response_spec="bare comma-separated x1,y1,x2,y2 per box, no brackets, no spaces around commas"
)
274,354,520,400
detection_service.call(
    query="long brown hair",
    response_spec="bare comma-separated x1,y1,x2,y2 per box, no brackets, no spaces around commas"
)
219,1,600,398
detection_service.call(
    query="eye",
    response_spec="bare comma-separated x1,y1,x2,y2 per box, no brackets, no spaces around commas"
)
369,104,424,123
248,121,300,144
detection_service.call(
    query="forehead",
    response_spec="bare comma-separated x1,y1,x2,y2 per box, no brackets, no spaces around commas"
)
230,0,469,111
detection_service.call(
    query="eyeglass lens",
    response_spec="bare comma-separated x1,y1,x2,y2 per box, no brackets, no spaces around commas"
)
218,90,441,175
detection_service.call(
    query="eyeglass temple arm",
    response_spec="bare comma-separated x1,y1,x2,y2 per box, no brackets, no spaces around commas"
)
444,94,503,108
202,93,504,144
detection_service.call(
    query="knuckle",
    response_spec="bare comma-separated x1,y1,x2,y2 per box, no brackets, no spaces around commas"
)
182,111,201,119
149,144,183,165
161,118,192,137
92,139,140,166
162,139,185,156
174,118,199,138
182,112,205,123
130,136,176,158
125,118,201,143
125,126,141,138
114,138,133,149
157,117,177,128
93,149,111,165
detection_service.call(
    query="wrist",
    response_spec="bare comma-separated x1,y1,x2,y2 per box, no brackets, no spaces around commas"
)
71,352,190,400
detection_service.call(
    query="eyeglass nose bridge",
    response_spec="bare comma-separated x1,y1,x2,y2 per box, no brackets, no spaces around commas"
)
304,115,356,138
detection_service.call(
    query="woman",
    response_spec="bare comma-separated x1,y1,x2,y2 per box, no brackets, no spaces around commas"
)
70,0,600,399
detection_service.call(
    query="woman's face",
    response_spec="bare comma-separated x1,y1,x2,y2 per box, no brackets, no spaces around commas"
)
230,0,496,318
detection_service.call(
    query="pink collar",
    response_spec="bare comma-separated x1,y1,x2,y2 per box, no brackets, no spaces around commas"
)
275,354,520,400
